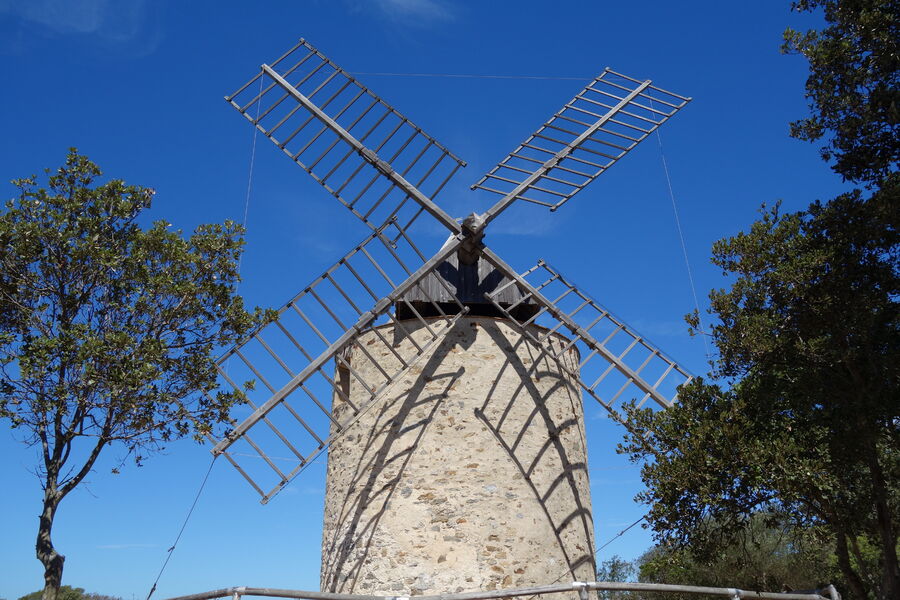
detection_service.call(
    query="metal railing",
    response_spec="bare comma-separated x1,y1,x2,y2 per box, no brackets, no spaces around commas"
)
164,580,841,600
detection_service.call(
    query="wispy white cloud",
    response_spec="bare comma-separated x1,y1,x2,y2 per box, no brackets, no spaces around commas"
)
96,542,157,550
0,0,161,55
281,485,325,497
0,0,104,34
628,318,689,338
486,202,567,237
591,477,640,487
590,409,624,421
346,0,455,25
377,0,453,21
295,231,343,261
596,520,642,529
490,216,561,237
592,465,638,472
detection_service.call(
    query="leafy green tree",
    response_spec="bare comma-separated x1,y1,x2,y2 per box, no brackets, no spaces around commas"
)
0,150,268,600
636,513,839,596
620,182,899,599
17,587,121,600
783,0,899,185
619,2,898,598
596,555,636,600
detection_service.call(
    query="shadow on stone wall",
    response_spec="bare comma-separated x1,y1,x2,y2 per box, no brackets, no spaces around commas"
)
475,324,595,581
321,333,465,592
321,318,593,594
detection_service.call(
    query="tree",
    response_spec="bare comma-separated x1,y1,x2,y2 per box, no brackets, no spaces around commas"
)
783,0,899,185
636,513,839,597
620,182,899,599
17,587,121,600
593,518,836,600
619,2,899,598
0,150,268,600
596,555,636,600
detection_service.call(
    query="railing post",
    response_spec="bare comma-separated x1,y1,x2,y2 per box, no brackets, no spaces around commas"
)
573,581,589,600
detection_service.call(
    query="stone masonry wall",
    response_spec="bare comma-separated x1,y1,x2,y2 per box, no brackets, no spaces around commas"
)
320,316,594,596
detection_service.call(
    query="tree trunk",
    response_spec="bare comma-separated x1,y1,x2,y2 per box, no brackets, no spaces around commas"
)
36,490,65,600
834,528,868,600
866,444,899,600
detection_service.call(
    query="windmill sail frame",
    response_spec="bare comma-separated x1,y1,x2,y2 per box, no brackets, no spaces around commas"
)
227,39,465,235
474,69,690,223
211,222,468,502
216,37,694,503
479,252,693,415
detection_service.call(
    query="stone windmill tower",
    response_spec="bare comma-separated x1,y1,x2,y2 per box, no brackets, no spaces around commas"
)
211,39,693,598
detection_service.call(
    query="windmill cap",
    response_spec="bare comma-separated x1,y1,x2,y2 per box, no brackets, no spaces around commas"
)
395,235,538,322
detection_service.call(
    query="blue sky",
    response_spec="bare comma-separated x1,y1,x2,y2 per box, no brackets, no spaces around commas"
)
0,1,849,599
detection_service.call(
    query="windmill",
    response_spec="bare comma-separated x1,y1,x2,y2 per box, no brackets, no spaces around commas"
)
212,39,693,597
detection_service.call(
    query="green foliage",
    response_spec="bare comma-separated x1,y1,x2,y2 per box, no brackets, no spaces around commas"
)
636,513,837,595
597,555,637,583
632,3,900,594
623,4,899,595
0,150,264,454
783,0,899,185
18,587,82,600
620,183,899,599
0,149,271,600
596,555,636,600
17,587,121,600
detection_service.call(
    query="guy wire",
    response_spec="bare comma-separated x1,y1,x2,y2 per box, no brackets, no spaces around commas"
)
651,102,711,360
236,74,264,279
145,455,218,600
522,514,648,600
146,71,264,600
535,102,704,592
596,516,647,553
224,74,264,381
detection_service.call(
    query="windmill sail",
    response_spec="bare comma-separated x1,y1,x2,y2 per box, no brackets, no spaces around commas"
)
211,221,467,502
480,251,692,424
474,69,690,219
217,39,696,504
227,39,465,235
